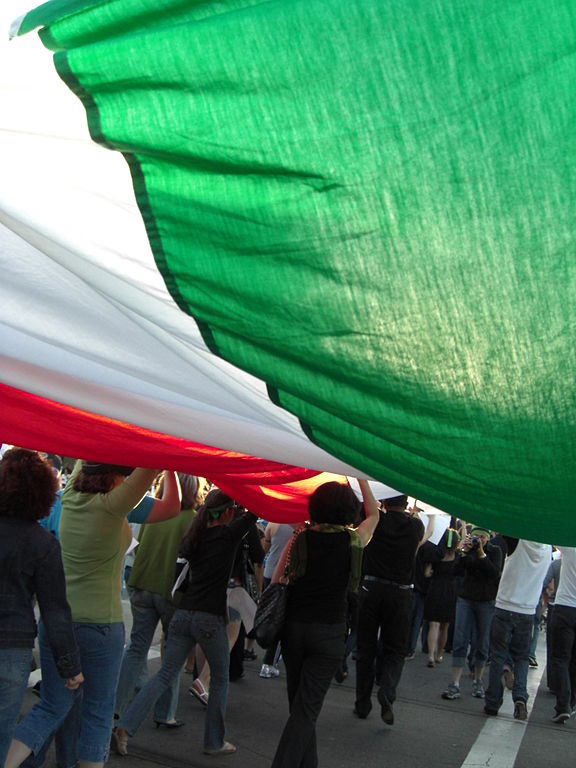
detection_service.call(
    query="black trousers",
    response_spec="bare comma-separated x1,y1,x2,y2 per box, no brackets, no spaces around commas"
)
271,620,345,768
355,580,413,714
550,604,576,714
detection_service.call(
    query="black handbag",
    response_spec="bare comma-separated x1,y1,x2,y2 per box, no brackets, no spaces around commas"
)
253,582,288,649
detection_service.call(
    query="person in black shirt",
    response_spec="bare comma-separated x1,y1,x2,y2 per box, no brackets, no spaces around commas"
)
354,494,427,725
441,526,502,701
116,489,256,757
270,479,379,768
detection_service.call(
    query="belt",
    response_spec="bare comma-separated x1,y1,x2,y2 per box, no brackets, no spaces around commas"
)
363,575,411,590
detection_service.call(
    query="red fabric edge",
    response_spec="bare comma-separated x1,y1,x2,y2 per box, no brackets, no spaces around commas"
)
0,381,347,522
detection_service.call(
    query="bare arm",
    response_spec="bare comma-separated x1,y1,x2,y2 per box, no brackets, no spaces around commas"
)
262,522,278,555
146,471,182,523
355,479,379,547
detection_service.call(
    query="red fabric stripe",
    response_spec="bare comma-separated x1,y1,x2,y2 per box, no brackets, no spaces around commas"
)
0,381,346,521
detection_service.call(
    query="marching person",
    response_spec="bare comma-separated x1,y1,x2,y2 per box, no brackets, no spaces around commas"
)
441,526,502,702
271,479,379,768
355,495,431,725
115,489,257,756
0,449,83,766
5,460,181,768
483,538,552,720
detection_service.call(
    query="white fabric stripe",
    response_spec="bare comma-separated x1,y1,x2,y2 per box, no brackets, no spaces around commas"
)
0,8,362,475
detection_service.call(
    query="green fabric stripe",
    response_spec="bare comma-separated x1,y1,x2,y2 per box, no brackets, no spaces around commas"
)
21,0,576,543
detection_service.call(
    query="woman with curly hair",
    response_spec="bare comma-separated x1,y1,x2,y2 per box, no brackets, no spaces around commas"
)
6,460,181,768
0,448,83,767
271,479,379,768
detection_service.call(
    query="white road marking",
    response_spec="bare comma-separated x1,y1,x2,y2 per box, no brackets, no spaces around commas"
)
461,641,546,768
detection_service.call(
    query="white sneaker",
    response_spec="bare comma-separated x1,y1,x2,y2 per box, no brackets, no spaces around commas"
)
259,664,280,679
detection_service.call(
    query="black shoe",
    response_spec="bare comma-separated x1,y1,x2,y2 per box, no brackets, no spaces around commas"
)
353,703,372,719
334,665,348,684
377,689,394,725
552,711,570,724
513,700,527,721
484,706,498,717
243,649,257,661
154,720,185,729
528,656,538,668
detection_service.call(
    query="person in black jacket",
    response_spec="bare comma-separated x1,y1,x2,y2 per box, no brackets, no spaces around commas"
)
441,525,503,701
0,449,83,767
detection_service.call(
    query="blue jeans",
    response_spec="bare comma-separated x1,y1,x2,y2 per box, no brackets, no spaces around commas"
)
15,620,125,765
115,589,178,722
0,647,33,766
120,610,229,750
528,600,542,658
451,598,494,669
485,608,532,710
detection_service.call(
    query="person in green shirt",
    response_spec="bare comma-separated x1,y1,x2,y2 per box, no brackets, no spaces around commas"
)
114,473,201,730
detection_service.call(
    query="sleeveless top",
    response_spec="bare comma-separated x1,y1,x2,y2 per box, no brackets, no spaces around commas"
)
286,529,351,624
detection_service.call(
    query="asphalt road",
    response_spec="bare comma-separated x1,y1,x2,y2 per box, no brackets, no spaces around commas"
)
19,614,574,768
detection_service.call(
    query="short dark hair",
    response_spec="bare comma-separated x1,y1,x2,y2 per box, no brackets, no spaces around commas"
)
0,448,58,521
383,494,408,511
308,481,361,525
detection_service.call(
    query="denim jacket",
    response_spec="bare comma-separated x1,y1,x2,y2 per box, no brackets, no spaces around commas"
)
0,517,81,678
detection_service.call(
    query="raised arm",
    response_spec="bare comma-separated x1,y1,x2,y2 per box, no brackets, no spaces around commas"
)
355,479,380,547
146,470,182,523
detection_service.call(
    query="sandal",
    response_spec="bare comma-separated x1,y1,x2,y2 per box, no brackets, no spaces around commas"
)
189,678,209,707
203,741,236,756
111,727,129,757
427,659,435,668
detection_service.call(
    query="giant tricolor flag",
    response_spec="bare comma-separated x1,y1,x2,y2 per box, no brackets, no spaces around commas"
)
1,0,575,540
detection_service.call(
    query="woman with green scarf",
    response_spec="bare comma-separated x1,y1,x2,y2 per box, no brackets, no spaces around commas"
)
271,479,379,768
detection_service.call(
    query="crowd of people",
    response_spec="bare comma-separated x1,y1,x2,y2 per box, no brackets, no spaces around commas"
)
0,445,574,768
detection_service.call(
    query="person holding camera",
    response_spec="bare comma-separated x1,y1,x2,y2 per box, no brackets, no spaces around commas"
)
441,526,502,701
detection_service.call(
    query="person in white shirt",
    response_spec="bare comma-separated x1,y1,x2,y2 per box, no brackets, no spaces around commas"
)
483,537,552,720
549,546,576,724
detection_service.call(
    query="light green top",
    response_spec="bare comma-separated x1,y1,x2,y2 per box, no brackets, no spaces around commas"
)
60,461,156,623
128,506,196,601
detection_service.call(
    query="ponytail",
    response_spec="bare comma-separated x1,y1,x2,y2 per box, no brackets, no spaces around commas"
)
178,487,234,557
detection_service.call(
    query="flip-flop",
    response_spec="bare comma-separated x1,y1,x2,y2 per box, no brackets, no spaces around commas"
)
189,678,209,707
